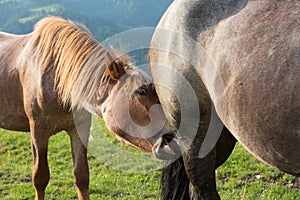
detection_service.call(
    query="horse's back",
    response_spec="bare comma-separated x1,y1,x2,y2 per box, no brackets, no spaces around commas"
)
0,32,29,65
0,32,27,50
0,32,16,41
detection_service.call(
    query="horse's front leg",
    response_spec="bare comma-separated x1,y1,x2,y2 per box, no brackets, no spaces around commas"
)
30,123,51,200
67,112,91,200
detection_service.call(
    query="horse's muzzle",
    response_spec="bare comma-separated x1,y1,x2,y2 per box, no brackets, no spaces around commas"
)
152,133,181,160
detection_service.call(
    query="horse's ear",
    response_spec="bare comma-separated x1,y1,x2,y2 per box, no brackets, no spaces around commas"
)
105,52,126,80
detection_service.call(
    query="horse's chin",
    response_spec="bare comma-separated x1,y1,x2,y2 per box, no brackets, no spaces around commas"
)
152,133,181,160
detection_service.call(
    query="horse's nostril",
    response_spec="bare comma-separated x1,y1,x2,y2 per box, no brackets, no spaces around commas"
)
153,132,181,160
162,133,174,144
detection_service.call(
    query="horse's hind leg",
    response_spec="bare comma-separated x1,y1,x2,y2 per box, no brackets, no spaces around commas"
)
161,127,236,200
183,137,220,200
30,123,51,200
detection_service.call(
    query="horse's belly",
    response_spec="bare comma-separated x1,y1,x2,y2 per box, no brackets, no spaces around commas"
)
224,85,300,175
0,115,29,132
211,1,300,175
0,73,29,131
231,126,300,176
0,94,29,132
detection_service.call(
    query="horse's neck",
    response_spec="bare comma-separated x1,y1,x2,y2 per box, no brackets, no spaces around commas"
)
98,79,116,105
83,78,115,117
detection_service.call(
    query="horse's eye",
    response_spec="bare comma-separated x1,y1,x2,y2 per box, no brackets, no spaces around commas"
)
136,88,148,96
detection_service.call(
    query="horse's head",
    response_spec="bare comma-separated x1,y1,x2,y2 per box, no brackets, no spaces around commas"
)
89,52,180,159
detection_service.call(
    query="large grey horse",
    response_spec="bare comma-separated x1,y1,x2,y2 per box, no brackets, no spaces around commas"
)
150,0,299,199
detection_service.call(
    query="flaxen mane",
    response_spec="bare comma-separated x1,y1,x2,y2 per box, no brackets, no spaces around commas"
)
29,16,110,108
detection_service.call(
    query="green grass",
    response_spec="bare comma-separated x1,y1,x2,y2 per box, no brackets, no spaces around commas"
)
216,144,300,200
0,119,299,199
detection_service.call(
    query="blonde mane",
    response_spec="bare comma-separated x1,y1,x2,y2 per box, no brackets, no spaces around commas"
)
29,16,110,109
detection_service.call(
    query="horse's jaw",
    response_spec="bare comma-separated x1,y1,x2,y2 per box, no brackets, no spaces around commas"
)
152,133,181,160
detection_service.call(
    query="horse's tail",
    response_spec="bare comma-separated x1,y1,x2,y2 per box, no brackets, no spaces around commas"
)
160,156,190,200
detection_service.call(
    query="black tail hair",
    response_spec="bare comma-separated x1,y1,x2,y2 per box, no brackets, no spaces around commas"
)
160,156,190,200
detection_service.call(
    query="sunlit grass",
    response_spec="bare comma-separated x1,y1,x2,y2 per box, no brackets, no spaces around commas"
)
0,119,161,200
0,120,299,199
216,143,299,200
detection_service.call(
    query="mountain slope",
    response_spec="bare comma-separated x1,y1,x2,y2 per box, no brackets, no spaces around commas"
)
0,0,172,40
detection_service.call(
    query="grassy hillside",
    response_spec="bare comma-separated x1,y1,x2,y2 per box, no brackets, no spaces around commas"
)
0,0,123,41
0,118,299,199
0,0,172,41
0,0,171,66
